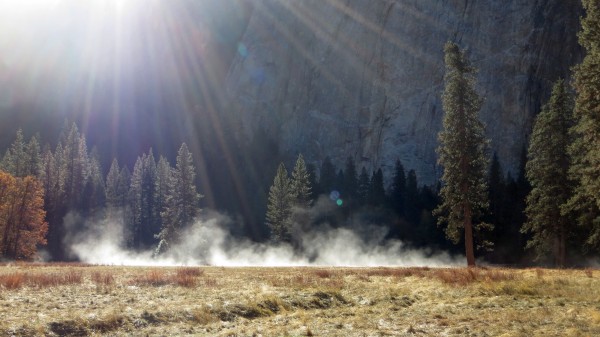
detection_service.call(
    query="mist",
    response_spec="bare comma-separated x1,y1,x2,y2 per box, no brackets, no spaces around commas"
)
68,209,464,267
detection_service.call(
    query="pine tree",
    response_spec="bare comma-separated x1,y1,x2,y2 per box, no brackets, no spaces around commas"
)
265,163,292,242
335,169,345,195
343,157,358,200
368,168,386,206
290,154,312,207
156,143,201,254
130,157,144,248
25,135,41,178
564,0,600,249
130,151,159,249
318,157,336,196
3,129,27,177
82,148,105,215
390,159,406,216
404,169,420,225
523,79,574,266
435,41,490,267
39,146,57,209
60,124,89,208
357,167,370,206
105,159,122,209
156,156,172,225
306,163,318,201
488,153,505,224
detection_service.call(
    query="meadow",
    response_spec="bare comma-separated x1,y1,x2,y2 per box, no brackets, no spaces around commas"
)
0,264,599,336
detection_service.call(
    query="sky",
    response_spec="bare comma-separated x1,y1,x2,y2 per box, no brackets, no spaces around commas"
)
0,0,251,167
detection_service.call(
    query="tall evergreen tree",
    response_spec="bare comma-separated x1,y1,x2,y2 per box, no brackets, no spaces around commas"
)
82,148,105,215
488,153,505,225
343,157,358,200
357,167,370,206
265,163,292,242
564,0,600,249
130,150,160,249
523,79,574,266
129,157,144,248
290,154,312,207
25,135,41,178
105,159,122,210
60,124,88,208
2,129,27,177
318,157,336,196
368,168,386,206
156,156,172,224
335,169,345,195
306,163,318,201
156,143,201,254
404,169,420,225
390,159,406,216
435,41,490,267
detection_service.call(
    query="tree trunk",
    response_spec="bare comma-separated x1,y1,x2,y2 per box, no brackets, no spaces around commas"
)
555,227,566,268
464,203,476,267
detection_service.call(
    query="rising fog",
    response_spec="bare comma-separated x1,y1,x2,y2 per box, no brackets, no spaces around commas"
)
68,208,464,267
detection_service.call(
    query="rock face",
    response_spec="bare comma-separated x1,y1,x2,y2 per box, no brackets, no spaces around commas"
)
226,0,581,184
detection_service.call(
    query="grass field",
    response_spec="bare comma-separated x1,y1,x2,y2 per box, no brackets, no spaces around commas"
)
0,264,599,336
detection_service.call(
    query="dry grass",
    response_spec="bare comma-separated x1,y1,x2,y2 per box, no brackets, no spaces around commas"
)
0,270,83,290
0,272,25,290
0,265,599,336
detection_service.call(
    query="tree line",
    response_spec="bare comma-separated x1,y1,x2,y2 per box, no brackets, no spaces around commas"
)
435,0,600,267
0,125,201,260
265,151,528,259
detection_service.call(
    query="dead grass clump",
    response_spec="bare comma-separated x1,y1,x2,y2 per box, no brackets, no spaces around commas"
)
282,274,317,289
230,303,272,319
355,273,371,282
89,314,127,334
433,268,479,286
28,270,83,288
258,295,290,313
308,290,349,309
191,307,218,325
177,267,204,277
202,277,218,287
0,272,25,290
584,268,594,278
173,268,202,288
64,270,84,284
493,281,540,296
129,270,170,287
312,269,331,278
361,267,428,280
432,268,518,286
140,311,170,325
535,268,545,279
91,272,115,287
48,320,88,337
175,274,197,288
482,269,518,282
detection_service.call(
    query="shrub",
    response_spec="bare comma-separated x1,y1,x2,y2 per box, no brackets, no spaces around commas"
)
0,273,25,290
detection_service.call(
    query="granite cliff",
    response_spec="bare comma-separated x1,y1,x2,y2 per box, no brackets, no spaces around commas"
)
225,0,582,184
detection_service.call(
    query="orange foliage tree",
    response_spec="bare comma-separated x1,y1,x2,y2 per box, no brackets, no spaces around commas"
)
0,171,48,260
